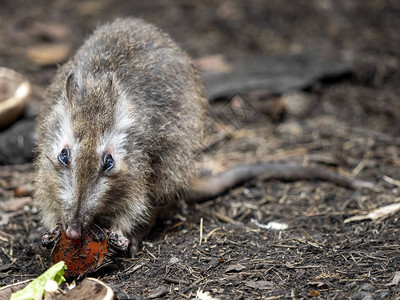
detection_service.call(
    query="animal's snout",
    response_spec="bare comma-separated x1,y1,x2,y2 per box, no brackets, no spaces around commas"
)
65,220,82,240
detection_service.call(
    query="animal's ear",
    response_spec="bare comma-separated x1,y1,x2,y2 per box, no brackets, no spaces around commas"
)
65,69,82,105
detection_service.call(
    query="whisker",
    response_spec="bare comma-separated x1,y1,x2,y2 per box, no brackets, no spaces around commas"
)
44,154,56,168
93,223,106,236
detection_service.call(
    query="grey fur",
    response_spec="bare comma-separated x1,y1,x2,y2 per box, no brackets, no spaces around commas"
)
34,18,208,241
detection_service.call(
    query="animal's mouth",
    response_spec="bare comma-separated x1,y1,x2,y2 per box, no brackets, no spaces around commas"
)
64,215,104,240
64,219,111,242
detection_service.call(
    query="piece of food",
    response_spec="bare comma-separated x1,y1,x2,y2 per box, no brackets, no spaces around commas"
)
10,261,66,300
51,229,109,279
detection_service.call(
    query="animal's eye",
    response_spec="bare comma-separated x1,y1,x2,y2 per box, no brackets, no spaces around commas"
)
58,148,70,167
103,154,114,171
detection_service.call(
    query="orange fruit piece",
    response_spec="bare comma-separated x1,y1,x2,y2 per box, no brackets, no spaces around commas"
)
51,230,109,279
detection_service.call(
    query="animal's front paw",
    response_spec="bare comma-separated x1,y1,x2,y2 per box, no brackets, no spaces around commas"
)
107,230,141,257
42,224,62,249
107,230,129,253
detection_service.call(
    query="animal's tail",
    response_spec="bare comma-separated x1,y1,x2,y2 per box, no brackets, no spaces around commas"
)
189,162,374,202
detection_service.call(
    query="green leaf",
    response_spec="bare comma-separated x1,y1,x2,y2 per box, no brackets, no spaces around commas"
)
10,261,66,300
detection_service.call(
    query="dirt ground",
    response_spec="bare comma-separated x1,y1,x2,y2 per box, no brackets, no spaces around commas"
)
0,0,400,299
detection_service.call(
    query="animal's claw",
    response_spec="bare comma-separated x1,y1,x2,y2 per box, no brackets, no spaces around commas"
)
42,224,62,249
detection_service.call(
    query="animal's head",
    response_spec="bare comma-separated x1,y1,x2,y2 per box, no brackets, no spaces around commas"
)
36,70,150,239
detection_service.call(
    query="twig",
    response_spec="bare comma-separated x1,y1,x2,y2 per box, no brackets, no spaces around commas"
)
382,175,400,187
214,212,235,223
199,217,203,246
205,227,222,242
164,277,190,285
165,221,185,231
352,161,365,176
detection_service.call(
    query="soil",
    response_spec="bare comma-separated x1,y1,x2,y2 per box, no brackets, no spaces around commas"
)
0,0,400,299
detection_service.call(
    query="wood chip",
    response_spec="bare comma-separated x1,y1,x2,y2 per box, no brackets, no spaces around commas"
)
385,271,400,286
26,43,71,66
245,280,274,290
14,185,32,197
250,218,288,230
146,285,168,299
382,175,400,187
344,202,400,223
194,55,232,73
60,278,114,300
225,263,246,273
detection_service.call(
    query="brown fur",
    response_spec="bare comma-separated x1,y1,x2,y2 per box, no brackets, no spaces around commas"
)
34,18,209,241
